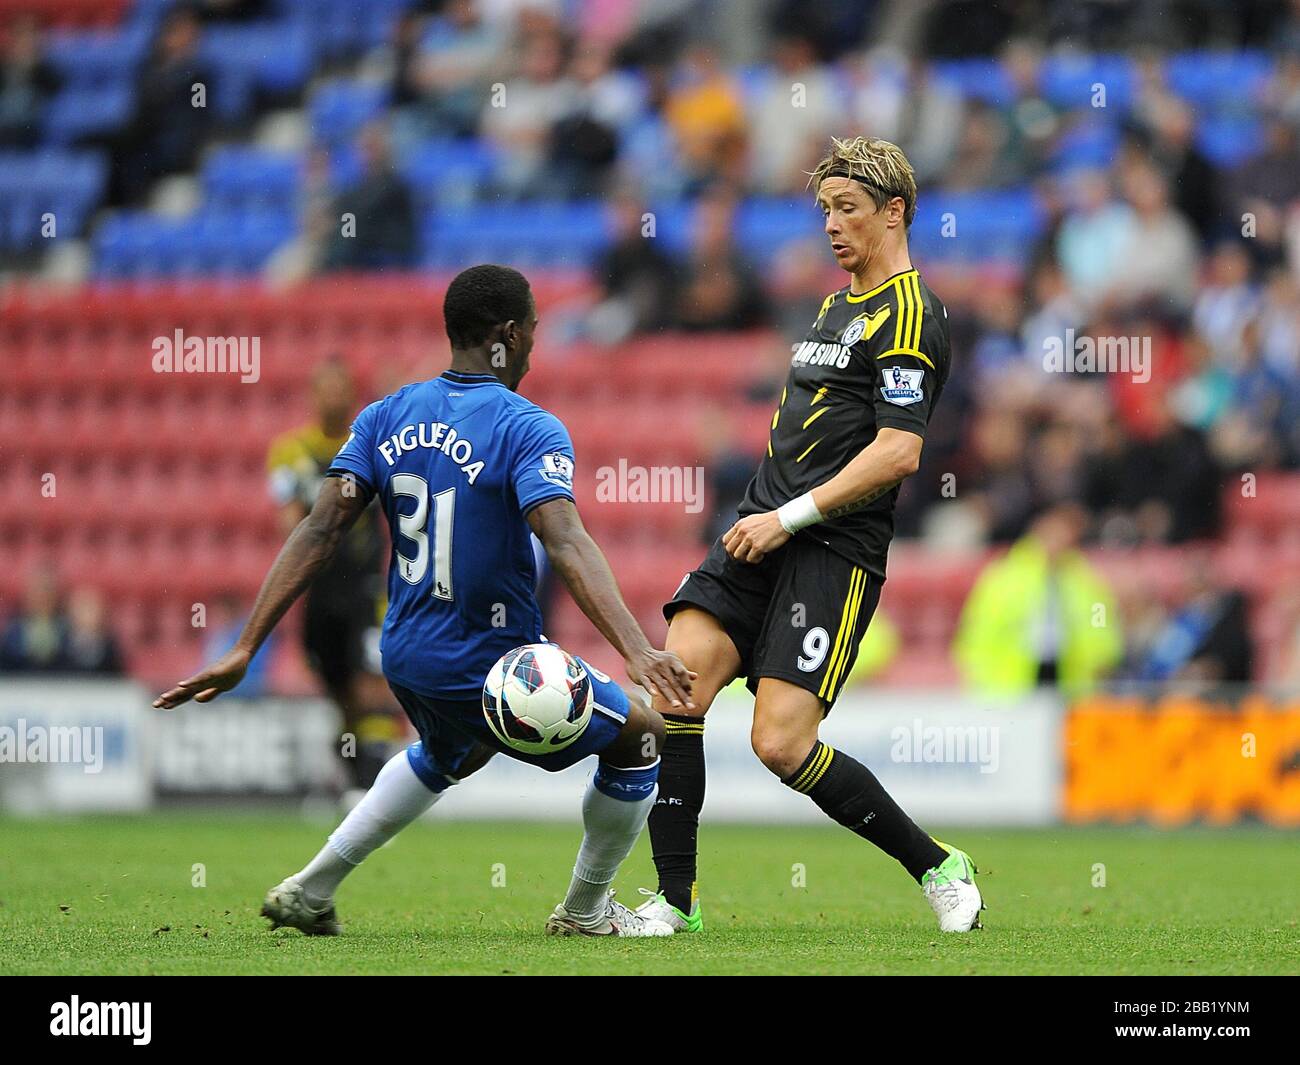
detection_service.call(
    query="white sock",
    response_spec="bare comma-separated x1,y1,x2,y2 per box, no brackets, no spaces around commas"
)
563,760,659,923
296,749,442,907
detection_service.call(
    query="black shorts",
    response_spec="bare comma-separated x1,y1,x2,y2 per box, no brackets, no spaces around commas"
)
302,590,374,694
664,535,882,712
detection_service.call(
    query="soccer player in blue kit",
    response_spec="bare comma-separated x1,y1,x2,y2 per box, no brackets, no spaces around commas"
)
154,265,697,938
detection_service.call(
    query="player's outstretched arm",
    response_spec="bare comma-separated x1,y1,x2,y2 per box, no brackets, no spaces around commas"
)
153,476,369,709
527,498,696,709
723,428,922,563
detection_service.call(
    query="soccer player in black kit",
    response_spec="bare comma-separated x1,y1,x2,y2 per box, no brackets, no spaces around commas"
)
635,137,985,934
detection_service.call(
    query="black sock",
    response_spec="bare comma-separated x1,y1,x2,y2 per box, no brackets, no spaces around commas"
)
648,714,705,913
783,740,947,883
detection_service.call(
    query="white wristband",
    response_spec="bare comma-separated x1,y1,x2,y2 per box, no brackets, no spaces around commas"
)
776,493,824,534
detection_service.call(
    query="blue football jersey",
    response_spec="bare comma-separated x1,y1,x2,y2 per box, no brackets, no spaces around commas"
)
326,370,576,698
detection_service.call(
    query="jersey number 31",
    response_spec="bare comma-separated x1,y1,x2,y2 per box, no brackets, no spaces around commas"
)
391,474,454,601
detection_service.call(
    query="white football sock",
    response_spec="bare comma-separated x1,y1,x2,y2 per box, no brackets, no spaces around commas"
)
296,750,442,907
563,761,659,923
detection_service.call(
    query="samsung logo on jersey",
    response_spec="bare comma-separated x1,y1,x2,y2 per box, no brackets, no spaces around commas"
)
377,422,485,484
791,341,852,369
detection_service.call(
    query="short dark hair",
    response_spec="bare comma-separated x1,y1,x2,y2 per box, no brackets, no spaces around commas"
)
442,264,533,349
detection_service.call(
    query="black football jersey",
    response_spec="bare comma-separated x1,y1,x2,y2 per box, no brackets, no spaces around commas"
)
739,267,952,578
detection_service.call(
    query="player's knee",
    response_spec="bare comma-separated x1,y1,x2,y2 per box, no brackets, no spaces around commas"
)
602,702,664,768
750,723,811,779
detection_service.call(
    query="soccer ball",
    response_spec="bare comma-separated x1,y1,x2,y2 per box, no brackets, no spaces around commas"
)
482,643,594,754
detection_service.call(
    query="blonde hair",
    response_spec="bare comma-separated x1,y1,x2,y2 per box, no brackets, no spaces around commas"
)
809,136,918,227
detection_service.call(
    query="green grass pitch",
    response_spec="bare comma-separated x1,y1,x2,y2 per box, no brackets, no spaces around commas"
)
1,814,1296,975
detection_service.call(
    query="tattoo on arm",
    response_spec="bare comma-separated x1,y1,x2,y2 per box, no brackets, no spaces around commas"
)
822,482,896,520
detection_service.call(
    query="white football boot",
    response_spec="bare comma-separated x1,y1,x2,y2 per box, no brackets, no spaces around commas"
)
921,844,985,932
546,891,674,937
633,888,703,933
261,876,342,936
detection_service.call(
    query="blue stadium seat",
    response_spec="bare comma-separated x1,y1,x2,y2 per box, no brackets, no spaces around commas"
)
310,81,393,148
0,149,107,250
1197,116,1264,168
202,147,303,212
1039,54,1136,112
910,188,1043,264
1166,51,1272,109
422,202,606,269
277,0,419,60
1050,117,1121,171
199,22,317,122
931,58,1016,108
44,24,151,88
401,139,501,209
93,208,297,278
43,84,134,146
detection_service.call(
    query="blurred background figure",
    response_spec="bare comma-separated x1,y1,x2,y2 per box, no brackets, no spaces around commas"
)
322,122,417,271
1,567,70,674
266,358,401,790
0,16,60,149
954,504,1124,696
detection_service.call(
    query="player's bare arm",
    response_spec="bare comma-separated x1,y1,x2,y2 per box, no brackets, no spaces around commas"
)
722,427,922,564
527,497,696,708
153,475,369,709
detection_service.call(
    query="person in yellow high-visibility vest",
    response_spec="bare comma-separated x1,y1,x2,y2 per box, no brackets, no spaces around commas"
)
953,504,1123,697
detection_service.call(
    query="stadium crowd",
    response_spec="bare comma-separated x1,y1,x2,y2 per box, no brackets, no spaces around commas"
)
4,0,1300,691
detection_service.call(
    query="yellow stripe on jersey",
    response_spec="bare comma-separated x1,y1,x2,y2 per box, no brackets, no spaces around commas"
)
845,269,918,303
664,720,705,734
876,347,935,370
814,291,836,325
802,407,829,430
893,278,906,350
795,438,822,462
818,568,863,700
811,386,828,406
909,273,924,349
824,569,867,700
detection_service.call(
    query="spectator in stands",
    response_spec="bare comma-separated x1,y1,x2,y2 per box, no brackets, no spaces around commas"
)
1127,561,1255,685
673,185,767,331
62,587,124,675
1193,239,1260,369
402,0,506,140
322,122,417,272
0,16,61,149
544,38,638,198
1132,94,1221,241
1056,167,1136,309
1101,158,1200,311
953,503,1124,696
998,38,1061,181
587,186,677,342
1226,112,1300,270
0,566,68,673
109,4,216,206
663,41,748,194
747,34,839,195
480,23,577,197
873,58,964,186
